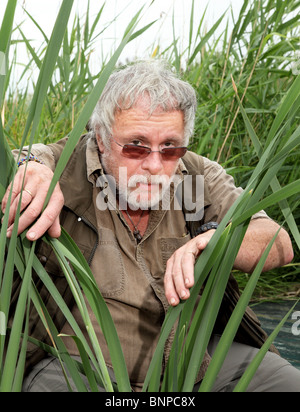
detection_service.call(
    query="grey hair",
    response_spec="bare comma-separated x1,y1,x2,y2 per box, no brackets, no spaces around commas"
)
89,60,197,148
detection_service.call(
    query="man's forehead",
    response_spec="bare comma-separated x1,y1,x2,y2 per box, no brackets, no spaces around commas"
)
117,92,179,113
114,105,183,122
113,103,184,128
112,108,185,144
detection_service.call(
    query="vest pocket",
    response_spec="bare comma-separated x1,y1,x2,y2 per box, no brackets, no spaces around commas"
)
91,227,126,298
160,234,191,268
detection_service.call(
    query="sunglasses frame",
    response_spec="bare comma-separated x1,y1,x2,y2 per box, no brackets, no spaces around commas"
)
110,136,188,160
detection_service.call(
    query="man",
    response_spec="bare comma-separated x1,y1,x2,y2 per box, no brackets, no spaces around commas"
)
3,60,300,392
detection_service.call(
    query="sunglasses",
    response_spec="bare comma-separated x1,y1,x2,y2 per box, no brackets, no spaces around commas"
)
111,136,188,160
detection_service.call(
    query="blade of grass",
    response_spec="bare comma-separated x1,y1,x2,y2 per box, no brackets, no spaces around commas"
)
232,75,300,249
60,334,100,392
232,179,300,228
11,296,30,392
143,187,253,391
48,230,131,392
188,10,228,65
0,237,34,392
47,239,114,392
17,0,74,154
18,255,90,392
44,7,147,208
265,74,300,148
0,190,25,368
173,228,233,391
233,298,300,392
199,227,281,392
143,224,233,392
181,224,248,391
11,237,92,392
0,0,17,106
188,0,195,60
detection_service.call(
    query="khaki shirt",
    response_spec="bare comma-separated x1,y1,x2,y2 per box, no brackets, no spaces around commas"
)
58,138,268,390
15,138,268,390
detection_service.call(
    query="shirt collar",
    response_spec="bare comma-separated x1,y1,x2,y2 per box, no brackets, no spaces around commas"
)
178,157,188,175
86,137,104,185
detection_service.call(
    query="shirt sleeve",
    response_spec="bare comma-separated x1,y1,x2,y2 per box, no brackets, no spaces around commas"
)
11,137,68,171
203,157,270,223
12,144,56,171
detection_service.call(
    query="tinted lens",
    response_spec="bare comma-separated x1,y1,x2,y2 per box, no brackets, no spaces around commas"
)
121,145,187,160
122,145,151,159
161,147,187,160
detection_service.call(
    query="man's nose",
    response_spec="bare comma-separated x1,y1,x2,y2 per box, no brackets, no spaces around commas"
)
141,151,164,174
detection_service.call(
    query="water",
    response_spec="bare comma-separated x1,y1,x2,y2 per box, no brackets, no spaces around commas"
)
252,300,300,370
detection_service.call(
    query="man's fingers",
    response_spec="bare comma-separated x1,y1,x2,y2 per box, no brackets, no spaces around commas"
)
3,161,65,240
27,213,61,241
164,260,180,306
5,184,64,241
6,195,44,237
170,252,194,300
25,191,64,241
5,189,34,228
164,272,180,306
46,217,62,239
181,252,196,288
163,233,217,307
164,253,194,306
1,173,25,213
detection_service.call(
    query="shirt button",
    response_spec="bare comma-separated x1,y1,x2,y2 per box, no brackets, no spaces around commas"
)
39,256,47,264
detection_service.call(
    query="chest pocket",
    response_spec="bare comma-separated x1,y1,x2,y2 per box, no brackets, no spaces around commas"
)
160,234,191,268
91,227,126,298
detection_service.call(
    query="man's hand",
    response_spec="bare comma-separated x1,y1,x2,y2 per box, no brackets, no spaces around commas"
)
1,162,64,241
164,230,216,306
164,218,294,307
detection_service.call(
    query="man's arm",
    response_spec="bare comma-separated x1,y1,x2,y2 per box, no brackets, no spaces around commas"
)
234,218,294,273
164,218,294,307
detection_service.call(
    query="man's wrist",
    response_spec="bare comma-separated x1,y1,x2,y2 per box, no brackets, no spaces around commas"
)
195,221,219,236
17,155,44,168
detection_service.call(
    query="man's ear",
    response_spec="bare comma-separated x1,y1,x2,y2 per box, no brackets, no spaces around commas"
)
96,133,105,154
